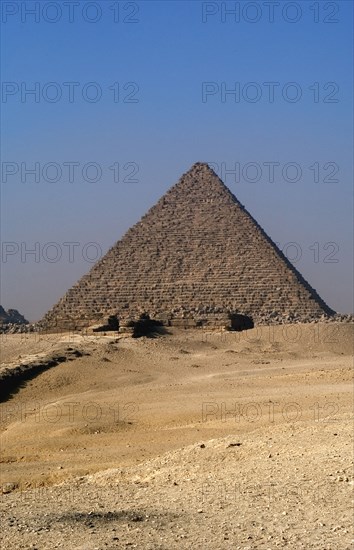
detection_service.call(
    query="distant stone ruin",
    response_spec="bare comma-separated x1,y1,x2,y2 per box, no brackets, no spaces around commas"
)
0,306,29,333
41,162,335,331
0,306,28,325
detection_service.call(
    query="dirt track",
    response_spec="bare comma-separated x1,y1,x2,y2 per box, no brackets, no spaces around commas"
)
0,323,353,549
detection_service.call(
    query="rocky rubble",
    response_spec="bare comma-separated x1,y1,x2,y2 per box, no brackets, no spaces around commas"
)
0,323,39,335
3,312,352,337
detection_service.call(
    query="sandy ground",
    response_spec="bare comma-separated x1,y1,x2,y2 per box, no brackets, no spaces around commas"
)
0,323,353,549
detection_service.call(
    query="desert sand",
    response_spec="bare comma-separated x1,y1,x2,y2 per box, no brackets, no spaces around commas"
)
0,323,353,549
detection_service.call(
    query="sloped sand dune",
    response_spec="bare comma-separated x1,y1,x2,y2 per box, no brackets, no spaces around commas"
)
0,323,353,549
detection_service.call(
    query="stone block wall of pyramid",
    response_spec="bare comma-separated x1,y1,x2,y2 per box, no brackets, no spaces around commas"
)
41,163,334,329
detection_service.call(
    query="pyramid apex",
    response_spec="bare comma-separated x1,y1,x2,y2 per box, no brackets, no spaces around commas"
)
181,162,221,184
188,162,216,174
190,161,210,168
175,162,235,201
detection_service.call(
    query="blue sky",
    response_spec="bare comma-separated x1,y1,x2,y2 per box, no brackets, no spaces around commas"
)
1,0,353,320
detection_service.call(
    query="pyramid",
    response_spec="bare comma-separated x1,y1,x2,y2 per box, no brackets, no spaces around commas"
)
42,163,334,329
